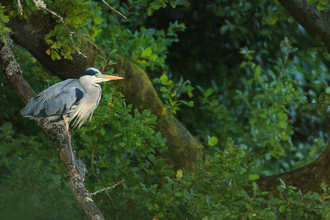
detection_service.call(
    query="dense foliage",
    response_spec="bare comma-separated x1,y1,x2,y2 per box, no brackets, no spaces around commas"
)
2,0,330,219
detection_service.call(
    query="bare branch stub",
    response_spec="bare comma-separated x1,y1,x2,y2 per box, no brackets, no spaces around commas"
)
32,0,90,58
43,7,90,58
17,0,23,15
90,179,125,196
101,0,127,19
101,54,111,74
31,0,126,59
0,32,105,220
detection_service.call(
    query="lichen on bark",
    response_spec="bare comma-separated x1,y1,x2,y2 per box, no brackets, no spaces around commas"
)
5,3,203,171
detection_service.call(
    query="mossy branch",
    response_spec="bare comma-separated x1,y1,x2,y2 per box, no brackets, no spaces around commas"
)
0,32,105,220
5,1,203,171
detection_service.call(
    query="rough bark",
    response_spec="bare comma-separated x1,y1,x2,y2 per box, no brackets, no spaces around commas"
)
3,2,203,171
0,33,105,220
256,141,330,197
3,0,330,202
278,0,330,51
0,34,36,103
255,0,330,195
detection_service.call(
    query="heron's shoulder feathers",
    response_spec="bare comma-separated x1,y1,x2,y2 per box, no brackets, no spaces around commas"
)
34,79,80,101
74,87,84,104
20,78,86,118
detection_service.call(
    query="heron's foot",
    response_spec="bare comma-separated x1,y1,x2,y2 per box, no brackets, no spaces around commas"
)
63,116,87,178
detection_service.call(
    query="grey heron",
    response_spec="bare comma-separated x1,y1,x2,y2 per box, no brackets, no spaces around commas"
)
20,67,123,174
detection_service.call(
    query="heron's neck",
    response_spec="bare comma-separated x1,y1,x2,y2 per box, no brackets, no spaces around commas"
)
81,83,102,110
80,80,100,96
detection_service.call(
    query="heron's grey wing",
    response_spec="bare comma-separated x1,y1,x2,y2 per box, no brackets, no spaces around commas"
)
35,79,75,102
20,79,85,119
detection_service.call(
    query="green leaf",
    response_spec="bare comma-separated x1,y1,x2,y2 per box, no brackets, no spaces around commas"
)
206,195,210,205
249,174,260,181
148,154,155,163
1,122,12,135
255,65,261,75
100,127,106,136
187,101,194,107
141,48,152,58
285,94,291,102
277,112,288,128
176,169,183,180
160,75,168,84
220,25,230,35
279,205,286,212
205,88,213,98
208,136,218,147
210,99,219,106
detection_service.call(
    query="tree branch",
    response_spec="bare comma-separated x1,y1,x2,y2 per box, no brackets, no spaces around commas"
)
90,179,125,196
101,0,127,19
278,0,330,51
4,4,203,171
256,141,330,196
253,0,330,195
32,0,90,58
0,32,105,220
0,35,36,103
17,0,23,15
43,7,90,58
6,0,330,202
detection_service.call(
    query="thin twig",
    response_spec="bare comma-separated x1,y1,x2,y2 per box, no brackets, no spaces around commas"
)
0,32,105,219
278,48,290,84
32,0,126,58
90,179,125,196
44,8,90,58
101,0,127,19
33,0,90,58
17,0,23,15
101,54,111,74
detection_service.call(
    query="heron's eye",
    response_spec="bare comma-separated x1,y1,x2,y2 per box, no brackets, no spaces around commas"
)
95,73,101,77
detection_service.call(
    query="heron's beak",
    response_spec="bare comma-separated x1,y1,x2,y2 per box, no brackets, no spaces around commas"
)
101,75,124,81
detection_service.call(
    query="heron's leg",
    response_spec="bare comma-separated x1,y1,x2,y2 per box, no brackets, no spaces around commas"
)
63,115,76,173
62,116,86,177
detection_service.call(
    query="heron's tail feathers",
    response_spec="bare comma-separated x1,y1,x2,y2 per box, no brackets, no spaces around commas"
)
20,98,62,121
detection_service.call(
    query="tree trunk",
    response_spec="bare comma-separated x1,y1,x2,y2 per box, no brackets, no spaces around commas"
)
256,141,330,196
278,0,330,50
0,32,105,220
2,1,203,171
256,0,330,195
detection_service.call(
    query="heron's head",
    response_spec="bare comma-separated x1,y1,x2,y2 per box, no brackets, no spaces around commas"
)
77,67,123,84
